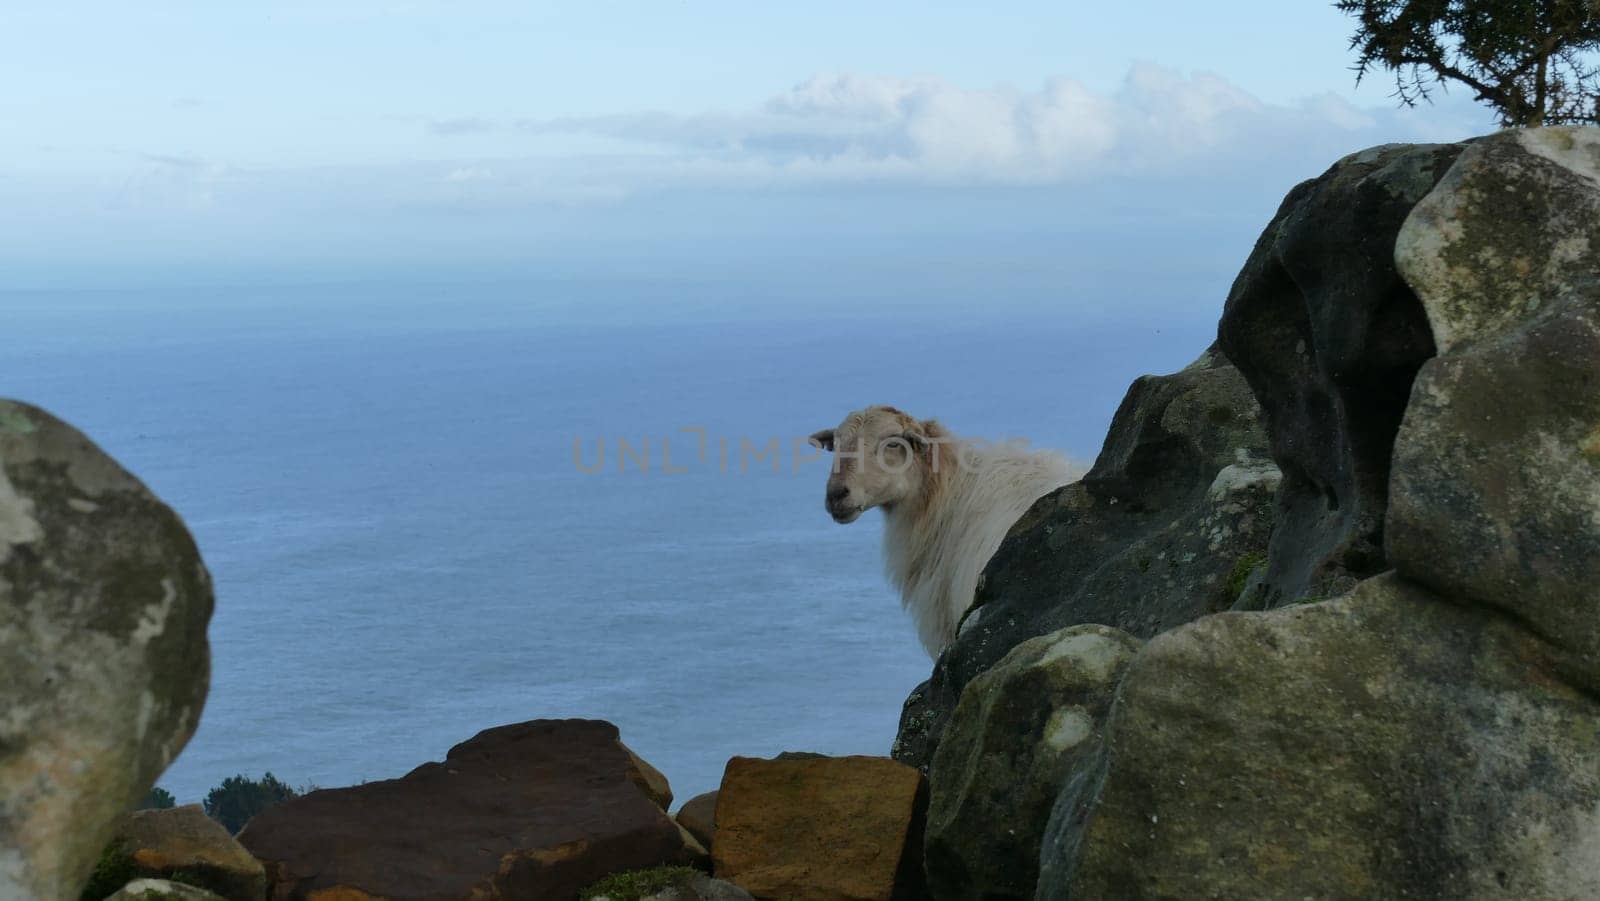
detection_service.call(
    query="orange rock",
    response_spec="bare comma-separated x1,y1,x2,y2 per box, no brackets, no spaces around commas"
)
713,755,928,901
115,805,266,901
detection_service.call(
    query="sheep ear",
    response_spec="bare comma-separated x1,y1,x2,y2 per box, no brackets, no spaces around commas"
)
809,429,836,452
900,427,929,451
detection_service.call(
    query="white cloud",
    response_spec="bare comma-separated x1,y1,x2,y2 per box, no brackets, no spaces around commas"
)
0,62,1496,265
505,63,1490,185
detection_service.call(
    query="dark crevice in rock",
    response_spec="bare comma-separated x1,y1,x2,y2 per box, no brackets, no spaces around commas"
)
1217,142,1463,609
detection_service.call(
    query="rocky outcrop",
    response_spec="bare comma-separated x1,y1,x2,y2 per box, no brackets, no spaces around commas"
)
238,719,703,901
1218,140,1465,607
713,755,929,901
894,350,1275,769
1388,127,1600,696
675,791,719,852
924,625,1139,901
0,400,213,901
113,805,266,901
1037,128,1600,899
1044,574,1600,899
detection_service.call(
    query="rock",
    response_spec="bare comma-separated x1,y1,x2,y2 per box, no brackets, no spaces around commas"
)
237,719,703,901
713,755,928,901
1045,575,1600,900
623,743,674,810
675,791,718,851
1389,127,1600,694
924,625,1140,901
641,873,754,901
674,826,710,867
1217,140,1465,607
113,805,266,901
894,349,1274,768
106,878,227,901
0,399,213,900
1039,128,1600,899
585,868,753,901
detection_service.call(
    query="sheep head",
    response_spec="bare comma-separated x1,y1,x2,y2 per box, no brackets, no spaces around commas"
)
809,405,941,524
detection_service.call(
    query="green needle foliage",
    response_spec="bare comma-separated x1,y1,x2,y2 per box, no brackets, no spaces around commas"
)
202,772,299,834
136,786,176,810
1336,0,1600,125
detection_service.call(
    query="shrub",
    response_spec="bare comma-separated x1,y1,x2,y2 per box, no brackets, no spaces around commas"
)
137,786,176,810
202,772,298,834
579,866,701,901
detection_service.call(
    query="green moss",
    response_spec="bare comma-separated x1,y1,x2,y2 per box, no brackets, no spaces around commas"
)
78,840,215,901
579,866,701,901
79,842,139,901
1226,552,1267,600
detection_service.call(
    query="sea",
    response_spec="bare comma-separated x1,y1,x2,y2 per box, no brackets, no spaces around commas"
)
3,271,1219,805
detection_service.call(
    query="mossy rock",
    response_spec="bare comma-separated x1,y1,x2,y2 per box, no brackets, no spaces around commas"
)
1227,552,1263,596
80,842,141,901
1,398,213,899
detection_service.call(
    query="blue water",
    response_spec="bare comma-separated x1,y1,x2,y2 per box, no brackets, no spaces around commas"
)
2,276,1216,805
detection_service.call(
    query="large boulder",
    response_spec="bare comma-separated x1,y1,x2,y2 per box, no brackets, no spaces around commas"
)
112,805,266,901
1042,128,1600,899
713,755,928,901
0,400,212,900
924,625,1139,901
1217,140,1465,607
1389,126,1600,694
1045,574,1600,899
238,719,703,901
894,350,1275,768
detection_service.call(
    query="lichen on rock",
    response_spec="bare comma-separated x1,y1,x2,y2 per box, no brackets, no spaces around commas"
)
924,624,1139,900
1033,127,1600,900
0,399,213,901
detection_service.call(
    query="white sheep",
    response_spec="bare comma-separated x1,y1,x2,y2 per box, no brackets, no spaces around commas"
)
808,405,1083,657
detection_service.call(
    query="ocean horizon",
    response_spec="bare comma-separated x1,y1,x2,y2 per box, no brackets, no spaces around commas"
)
4,273,1219,805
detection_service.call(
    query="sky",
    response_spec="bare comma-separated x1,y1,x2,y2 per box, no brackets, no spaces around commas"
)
0,2,1497,290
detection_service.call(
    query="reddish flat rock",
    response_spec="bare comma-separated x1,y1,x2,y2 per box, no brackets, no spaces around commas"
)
238,719,699,901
